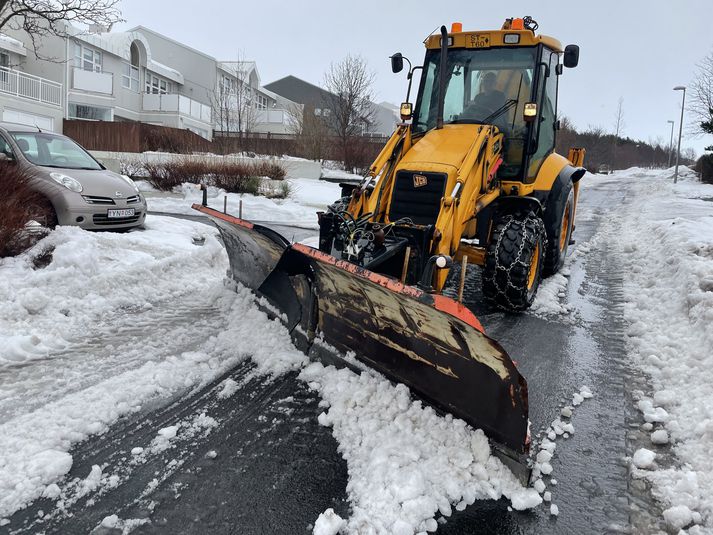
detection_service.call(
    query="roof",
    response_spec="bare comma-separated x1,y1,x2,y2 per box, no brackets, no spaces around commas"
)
147,59,184,84
218,61,259,85
264,75,337,108
0,34,27,56
128,25,216,61
424,28,563,52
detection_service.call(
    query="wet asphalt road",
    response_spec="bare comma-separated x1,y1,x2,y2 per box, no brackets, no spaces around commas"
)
5,181,665,534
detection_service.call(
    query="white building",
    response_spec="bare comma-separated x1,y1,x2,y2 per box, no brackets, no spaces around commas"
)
0,22,298,140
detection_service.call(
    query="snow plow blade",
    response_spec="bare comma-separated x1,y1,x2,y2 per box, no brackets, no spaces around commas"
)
194,204,530,480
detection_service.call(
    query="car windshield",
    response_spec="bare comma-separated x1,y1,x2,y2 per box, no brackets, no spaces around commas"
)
414,47,537,134
10,132,102,170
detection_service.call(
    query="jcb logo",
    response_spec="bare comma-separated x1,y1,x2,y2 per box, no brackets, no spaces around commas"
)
413,174,428,188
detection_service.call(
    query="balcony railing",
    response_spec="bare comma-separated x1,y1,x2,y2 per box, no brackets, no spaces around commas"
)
0,66,62,107
142,93,211,124
72,67,113,95
255,109,288,125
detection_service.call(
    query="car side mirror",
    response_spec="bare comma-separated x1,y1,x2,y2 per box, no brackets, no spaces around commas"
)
563,45,579,68
390,53,404,74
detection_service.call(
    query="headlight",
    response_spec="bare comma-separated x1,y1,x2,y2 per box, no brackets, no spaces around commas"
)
120,174,140,192
49,172,83,193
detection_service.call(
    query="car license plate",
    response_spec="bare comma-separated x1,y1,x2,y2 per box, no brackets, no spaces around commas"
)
107,208,135,218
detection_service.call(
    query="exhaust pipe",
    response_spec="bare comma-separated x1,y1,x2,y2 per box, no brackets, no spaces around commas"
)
436,25,448,129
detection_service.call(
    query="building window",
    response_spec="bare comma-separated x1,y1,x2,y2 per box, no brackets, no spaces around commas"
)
255,94,268,110
145,71,172,94
220,74,236,94
68,103,112,121
121,63,139,91
74,42,102,72
314,108,322,116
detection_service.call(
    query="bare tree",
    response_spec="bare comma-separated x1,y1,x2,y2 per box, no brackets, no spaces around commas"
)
212,57,259,151
0,0,122,54
323,54,376,170
612,97,625,168
286,101,328,161
690,51,713,149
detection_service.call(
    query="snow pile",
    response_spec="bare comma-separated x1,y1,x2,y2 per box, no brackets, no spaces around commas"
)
0,216,226,364
300,362,540,534
313,508,346,535
612,166,713,530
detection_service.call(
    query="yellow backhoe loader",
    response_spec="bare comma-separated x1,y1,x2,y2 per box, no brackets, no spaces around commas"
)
195,17,585,481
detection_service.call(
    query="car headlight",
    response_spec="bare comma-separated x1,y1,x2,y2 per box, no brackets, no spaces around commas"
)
49,172,83,193
120,174,140,192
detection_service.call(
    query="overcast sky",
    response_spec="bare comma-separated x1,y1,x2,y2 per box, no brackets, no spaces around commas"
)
115,0,712,155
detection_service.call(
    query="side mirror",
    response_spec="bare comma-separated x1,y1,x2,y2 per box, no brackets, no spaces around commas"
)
563,44,579,68
399,102,412,121
390,53,404,74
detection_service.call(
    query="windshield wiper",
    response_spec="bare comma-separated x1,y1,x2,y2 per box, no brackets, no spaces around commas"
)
482,99,518,124
446,99,518,127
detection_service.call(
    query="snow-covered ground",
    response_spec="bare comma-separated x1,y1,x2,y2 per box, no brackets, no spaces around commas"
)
0,205,540,531
3,164,712,533
605,167,713,533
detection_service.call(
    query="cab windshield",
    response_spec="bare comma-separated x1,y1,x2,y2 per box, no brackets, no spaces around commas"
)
10,132,103,170
414,47,537,132
413,47,538,177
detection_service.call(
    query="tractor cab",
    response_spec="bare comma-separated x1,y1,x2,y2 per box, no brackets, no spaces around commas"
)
398,17,579,183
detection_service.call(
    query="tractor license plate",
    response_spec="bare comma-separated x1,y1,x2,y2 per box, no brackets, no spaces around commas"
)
107,208,135,218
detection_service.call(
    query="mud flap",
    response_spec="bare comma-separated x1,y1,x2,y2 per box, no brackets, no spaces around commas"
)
195,205,531,482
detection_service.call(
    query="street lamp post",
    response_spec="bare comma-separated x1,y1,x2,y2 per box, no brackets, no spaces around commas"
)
673,86,686,184
667,119,675,167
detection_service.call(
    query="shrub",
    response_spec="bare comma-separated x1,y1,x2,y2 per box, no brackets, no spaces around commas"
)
141,157,288,193
0,165,51,258
260,180,292,199
118,157,145,178
697,154,713,184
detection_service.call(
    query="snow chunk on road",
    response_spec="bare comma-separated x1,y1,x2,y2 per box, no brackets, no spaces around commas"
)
633,448,656,469
300,362,535,533
510,489,543,510
101,514,119,528
550,504,559,516
662,505,693,530
217,378,239,399
651,430,670,445
313,508,346,535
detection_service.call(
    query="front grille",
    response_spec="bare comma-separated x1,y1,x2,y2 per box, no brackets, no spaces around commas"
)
92,212,142,226
389,171,447,225
83,195,115,205
126,195,141,204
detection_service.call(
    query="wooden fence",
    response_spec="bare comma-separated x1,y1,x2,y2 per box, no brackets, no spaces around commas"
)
63,120,390,168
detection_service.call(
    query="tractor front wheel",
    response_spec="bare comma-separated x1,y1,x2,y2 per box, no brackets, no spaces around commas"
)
482,210,546,311
543,185,575,276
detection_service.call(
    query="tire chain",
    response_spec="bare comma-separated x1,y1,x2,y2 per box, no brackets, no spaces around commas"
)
483,211,547,310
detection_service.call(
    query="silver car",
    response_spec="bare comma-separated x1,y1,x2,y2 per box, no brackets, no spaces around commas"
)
0,122,147,230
